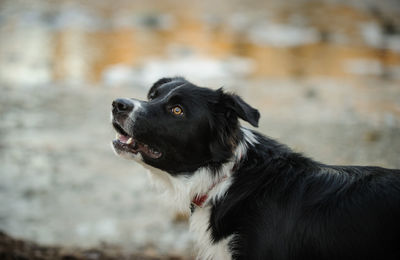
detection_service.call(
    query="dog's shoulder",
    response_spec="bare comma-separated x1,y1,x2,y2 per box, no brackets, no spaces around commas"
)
208,130,400,259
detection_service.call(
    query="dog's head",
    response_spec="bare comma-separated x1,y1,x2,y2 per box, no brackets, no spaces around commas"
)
111,77,259,174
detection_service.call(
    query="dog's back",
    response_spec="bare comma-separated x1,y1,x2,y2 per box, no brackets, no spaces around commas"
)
213,132,400,260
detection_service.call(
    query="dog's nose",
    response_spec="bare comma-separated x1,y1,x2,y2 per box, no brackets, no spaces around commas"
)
112,98,134,113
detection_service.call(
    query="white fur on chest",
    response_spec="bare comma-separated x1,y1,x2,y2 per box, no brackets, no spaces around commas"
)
190,207,233,260
132,127,258,259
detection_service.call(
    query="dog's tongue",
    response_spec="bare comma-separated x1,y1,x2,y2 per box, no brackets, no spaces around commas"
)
119,135,130,143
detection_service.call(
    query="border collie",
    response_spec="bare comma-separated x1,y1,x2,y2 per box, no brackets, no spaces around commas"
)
111,77,400,260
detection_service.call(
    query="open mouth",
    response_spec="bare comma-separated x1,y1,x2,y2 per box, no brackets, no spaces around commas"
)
112,122,162,159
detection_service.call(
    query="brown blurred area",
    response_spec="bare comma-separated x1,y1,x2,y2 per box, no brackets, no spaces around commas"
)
1,0,400,84
0,0,400,259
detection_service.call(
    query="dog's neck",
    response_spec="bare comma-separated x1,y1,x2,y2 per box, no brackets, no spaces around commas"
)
190,127,256,209
145,127,258,214
191,174,229,208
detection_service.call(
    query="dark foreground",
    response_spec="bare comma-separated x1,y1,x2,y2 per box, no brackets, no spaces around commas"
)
0,231,189,260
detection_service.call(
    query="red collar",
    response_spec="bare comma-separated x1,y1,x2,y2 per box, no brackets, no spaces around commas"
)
191,175,228,208
191,157,241,209
192,194,209,207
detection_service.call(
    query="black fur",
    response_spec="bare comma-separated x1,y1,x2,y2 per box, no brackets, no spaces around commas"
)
113,77,400,260
114,77,258,174
212,133,400,259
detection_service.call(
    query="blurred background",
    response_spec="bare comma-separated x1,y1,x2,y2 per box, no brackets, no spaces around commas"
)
1,0,399,258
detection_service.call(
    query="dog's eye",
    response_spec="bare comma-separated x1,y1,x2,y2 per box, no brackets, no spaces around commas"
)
171,106,184,116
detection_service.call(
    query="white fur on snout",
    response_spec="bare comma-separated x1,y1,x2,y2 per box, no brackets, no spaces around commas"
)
128,99,143,123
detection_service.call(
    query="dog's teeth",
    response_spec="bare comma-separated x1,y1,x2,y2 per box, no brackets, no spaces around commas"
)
115,133,120,139
127,137,133,144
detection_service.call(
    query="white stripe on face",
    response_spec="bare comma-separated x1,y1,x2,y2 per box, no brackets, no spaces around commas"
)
127,83,186,122
159,83,186,103
127,98,143,122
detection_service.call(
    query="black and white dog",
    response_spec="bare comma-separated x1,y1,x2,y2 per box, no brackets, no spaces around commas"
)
111,77,400,260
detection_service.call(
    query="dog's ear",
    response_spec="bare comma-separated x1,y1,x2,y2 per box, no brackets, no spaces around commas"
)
148,77,186,100
148,78,173,100
218,89,260,127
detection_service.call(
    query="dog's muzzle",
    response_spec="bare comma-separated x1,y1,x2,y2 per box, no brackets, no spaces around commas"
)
112,98,134,114
111,98,162,160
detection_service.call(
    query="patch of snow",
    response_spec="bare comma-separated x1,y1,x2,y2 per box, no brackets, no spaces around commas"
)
102,65,142,87
344,59,383,76
248,23,320,47
388,66,400,80
360,22,383,49
0,26,53,86
53,4,105,31
102,56,254,87
387,35,400,53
